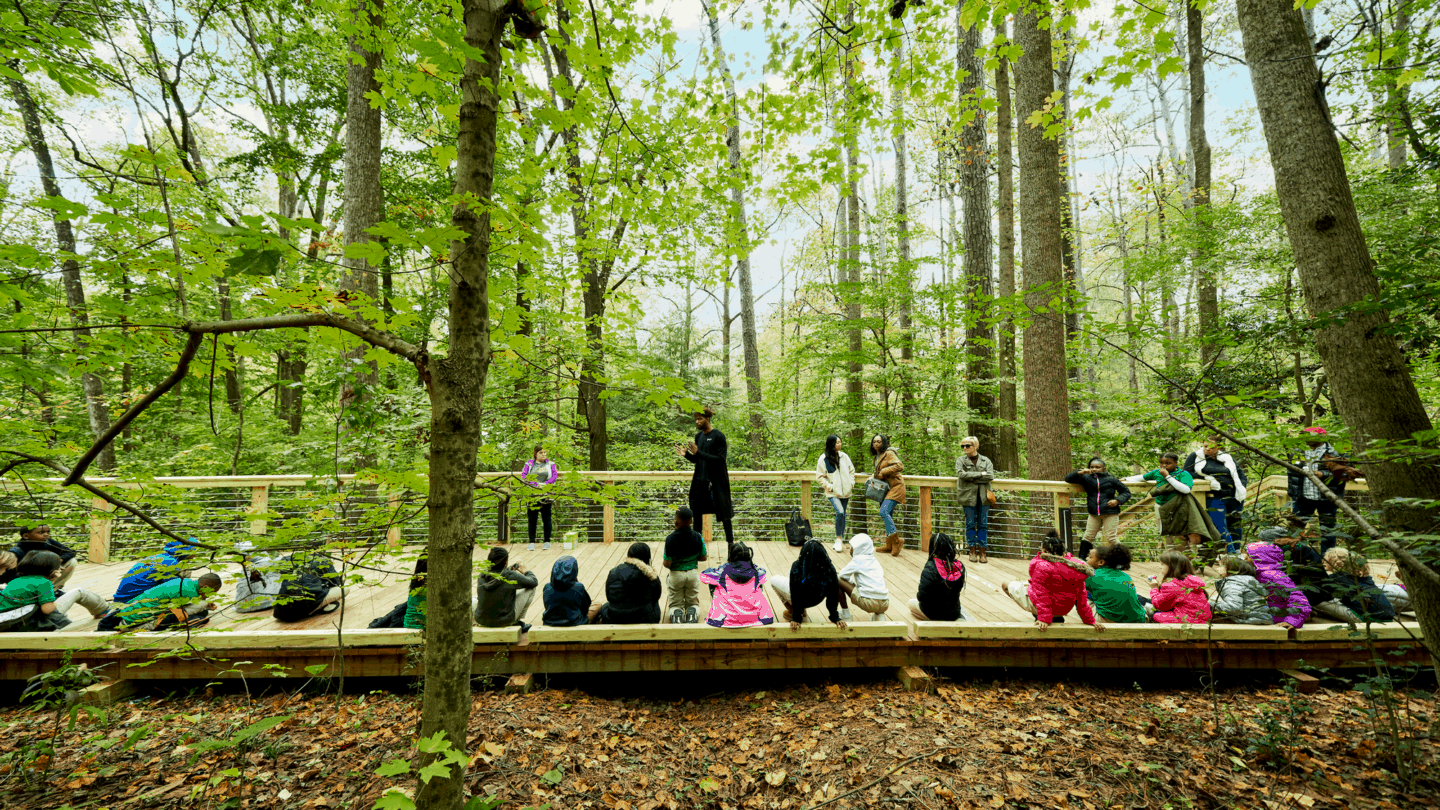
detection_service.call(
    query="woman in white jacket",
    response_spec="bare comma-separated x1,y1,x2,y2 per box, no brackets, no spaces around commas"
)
1184,436,1247,554
817,434,857,552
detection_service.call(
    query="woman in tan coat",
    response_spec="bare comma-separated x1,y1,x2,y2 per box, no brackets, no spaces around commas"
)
868,434,906,556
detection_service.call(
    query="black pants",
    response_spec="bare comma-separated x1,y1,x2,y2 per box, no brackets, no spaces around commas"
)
1291,497,1337,529
694,512,735,546
527,501,553,544
1224,498,1245,545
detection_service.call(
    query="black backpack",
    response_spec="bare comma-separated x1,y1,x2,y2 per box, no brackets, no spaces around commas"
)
273,555,342,623
785,508,813,547
368,601,408,629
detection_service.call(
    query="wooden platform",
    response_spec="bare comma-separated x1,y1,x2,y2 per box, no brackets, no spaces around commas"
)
0,542,1422,682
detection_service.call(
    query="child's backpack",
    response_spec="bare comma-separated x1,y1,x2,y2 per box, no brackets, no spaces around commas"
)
272,555,342,623
368,602,408,628
785,508,813,547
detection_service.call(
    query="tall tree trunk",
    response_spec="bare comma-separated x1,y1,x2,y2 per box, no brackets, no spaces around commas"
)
1189,1,1218,366
6,74,116,472
993,15,1020,476
1056,44,1083,414
1235,0,1440,658
1015,1,1072,480
340,0,385,471
217,279,243,413
892,34,916,427
702,0,767,464
415,1,505,807
721,269,732,391
959,20,996,452
843,3,865,483
1385,3,1411,169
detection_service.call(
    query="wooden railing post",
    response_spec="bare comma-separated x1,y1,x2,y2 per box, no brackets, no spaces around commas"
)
387,491,404,548
602,481,615,544
800,480,812,523
247,485,269,536
919,486,932,553
88,497,115,564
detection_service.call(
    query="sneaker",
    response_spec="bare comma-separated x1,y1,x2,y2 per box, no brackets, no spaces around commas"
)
839,609,854,622
833,537,844,552
870,613,886,622
671,608,684,625
519,621,532,634
543,542,551,550
685,606,699,624
528,542,536,551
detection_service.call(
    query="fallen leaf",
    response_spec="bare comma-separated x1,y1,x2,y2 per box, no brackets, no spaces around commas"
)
765,770,787,787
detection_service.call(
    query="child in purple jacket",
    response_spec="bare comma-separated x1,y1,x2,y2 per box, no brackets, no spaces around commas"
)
1246,534,1312,629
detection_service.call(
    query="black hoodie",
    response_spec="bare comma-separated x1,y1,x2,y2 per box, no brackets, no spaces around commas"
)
542,556,592,627
596,557,662,624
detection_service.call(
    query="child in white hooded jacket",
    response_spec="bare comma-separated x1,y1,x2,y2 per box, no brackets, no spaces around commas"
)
837,533,890,622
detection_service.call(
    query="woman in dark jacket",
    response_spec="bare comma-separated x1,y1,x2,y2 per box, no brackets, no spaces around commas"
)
909,533,968,621
1064,457,1132,560
592,543,662,624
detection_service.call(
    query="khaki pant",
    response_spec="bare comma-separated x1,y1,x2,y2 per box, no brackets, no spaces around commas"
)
667,569,700,611
1006,581,1036,617
1083,514,1119,545
513,587,537,624
849,593,888,615
55,587,109,620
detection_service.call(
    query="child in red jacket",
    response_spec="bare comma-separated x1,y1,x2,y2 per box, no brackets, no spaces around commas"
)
1004,531,1105,632
1147,551,1212,624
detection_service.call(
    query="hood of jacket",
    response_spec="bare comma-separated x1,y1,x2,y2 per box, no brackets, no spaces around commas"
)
1246,542,1285,572
550,556,579,590
849,533,875,558
1041,552,1094,577
935,559,964,582
1168,574,1207,592
723,561,758,585
623,557,658,581
1221,574,1262,591
164,539,198,562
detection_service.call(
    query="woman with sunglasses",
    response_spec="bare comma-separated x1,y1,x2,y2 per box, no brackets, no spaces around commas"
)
955,436,995,564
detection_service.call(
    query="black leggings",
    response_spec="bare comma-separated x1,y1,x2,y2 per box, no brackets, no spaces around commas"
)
694,512,735,546
528,501,553,544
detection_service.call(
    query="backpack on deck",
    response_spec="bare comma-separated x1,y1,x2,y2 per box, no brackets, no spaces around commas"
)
272,555,342,623
785,508,813,547
368,602,408,629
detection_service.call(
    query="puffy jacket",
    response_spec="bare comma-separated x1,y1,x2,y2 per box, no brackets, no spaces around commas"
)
542,556,591,627
1286,442,1350,501
699,561,774,628
1210,575,1274,625
114,539,199,602
872,448,906,504
1247,543,1312,629
1064,471,1133,516
916,557,965,622
954,454,995,508
816,452,856,499
1319,572,1396,623
1085,567,1148,623
596,557,662,624
1026,552,1097,626
474,563,538,627
1150,575,1212,624
1184,452,1247,501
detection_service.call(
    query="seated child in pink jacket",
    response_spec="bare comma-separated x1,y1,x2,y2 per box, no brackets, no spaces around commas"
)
699,542,774,628
1004,531,1105,632
1147,551,1212,624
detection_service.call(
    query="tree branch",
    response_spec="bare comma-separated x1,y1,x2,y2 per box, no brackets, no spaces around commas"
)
2,452,203,546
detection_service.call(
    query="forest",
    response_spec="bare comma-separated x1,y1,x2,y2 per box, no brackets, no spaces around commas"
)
2,0,1439,807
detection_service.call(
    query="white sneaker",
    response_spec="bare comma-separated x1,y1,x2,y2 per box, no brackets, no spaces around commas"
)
833,537,844,552
528,542,536,551
871,613,886,622
543,542,550,550
839,609,854,622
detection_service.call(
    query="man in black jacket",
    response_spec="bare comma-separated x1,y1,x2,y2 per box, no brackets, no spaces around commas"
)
675,408,735,549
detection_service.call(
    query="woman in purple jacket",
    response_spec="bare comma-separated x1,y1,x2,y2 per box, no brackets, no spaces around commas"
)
521,445,560,550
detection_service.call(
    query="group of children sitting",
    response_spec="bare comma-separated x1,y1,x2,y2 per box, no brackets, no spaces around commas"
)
0,524,346,633
1002,525,1411,630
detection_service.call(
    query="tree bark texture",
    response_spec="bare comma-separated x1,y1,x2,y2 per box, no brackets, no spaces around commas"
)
340,0,385,470
1056,47,1082,414
1189,1,1218,366
993,15,1020,476
1235,0,1440,535
1015,1,1072,480
703,0,767,464
892,35,916,427
415,1,504,807
959,21,996,453
843,4,865,472
7,75,116,472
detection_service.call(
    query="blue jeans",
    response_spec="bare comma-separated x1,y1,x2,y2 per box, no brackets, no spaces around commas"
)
963,504,990,550
878,499,898,535
1206,495,1235,553
828,496,849,537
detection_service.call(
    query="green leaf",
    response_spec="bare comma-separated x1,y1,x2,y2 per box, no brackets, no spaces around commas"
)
34,195,88,220
344,240,388,266
225,249,282,277
417,732,452,754
376,759,412,777
698,776,720,792
373,790,417,810
539,768,563,785
417,760,452,784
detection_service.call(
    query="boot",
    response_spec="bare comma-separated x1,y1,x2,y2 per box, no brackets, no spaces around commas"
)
968,546,977,563
887,532,902,557
979,548,989,564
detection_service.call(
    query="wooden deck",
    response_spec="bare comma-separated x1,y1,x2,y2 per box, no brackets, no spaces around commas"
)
0,541,1422,683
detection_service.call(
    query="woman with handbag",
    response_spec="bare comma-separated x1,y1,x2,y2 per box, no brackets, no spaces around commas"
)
955,436,996,564
867,435,906,557
816,434,857,552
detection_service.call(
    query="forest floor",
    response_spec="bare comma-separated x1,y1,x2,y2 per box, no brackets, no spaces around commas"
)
0,671,1436,810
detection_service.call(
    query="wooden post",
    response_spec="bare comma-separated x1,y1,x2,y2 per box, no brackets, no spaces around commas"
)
603,501,615,544
504,672,534,694
387,491,403,548
88,497,115,564
1053,492,1071,552
800,480,812,522
919,486,932,553
897,665,933,693
1279,669,1320,694
246,485,269,536
701,514,712,547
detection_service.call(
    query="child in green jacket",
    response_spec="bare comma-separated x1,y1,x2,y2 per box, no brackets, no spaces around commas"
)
1083,543,1148,623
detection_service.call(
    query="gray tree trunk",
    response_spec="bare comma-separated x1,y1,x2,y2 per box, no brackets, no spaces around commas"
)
843,4,865,476
993,15,1020,476
1015,0,1072,480
892,34,916,425
6,74,115,472
702,0,767,463
959,21,996,452
1189,1,1218,365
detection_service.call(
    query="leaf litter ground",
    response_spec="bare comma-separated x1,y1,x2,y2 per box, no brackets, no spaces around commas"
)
1,674,1437,809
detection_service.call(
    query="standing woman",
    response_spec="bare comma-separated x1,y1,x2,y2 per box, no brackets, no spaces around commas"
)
869,434,906,557
816,435,856,552
954,437,996,564
521,445,559,550
1064,457,1132,559
1184,436,1246,553
1124,452,1222,563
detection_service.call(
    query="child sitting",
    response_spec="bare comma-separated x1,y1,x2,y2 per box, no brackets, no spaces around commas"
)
1246,535,1312,629
909,532,968,621
100,572,222,632
1209,555,1273,625
1313,548,1396,625
542,556,592,627
1146,551,1211,624
836,534,890,622
771,538,847,629
699,542,774,627
1083,543,1147,624
590,543,663,625
1004,530,1104,631
0,550,110,631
